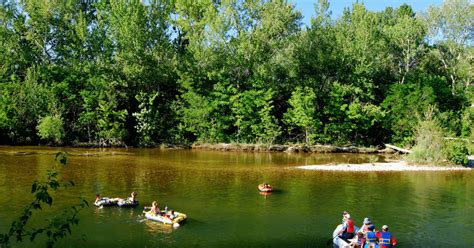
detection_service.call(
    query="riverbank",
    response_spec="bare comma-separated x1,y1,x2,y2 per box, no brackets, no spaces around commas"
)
296,160,472,171
190,143,389,153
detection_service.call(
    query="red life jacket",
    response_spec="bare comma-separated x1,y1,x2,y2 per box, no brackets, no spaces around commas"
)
346,219,355,233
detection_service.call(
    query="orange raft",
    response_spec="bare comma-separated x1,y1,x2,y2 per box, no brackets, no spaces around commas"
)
258,183,273,192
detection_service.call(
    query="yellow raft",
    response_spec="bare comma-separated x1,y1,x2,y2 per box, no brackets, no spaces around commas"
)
144,210,187,227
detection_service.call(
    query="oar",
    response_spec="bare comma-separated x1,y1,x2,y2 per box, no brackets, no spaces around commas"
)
326,235,337,246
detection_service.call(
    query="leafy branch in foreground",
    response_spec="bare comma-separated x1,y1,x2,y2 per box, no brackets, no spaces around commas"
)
0,152,88,247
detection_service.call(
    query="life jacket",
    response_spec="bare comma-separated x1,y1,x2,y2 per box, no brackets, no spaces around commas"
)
346,219,355,233
379,232,392,247
366,231,377,243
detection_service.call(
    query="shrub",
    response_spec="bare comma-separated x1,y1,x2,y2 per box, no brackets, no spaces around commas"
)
37,115,65,145
407,106,446,164
445,141,469,165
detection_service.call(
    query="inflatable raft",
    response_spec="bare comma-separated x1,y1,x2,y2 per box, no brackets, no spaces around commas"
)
117,200,139,207
144,211,187,227
258,184,273,192
94,197,117,207
332,224,359,248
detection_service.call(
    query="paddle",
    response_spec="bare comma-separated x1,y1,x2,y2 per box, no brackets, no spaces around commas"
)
325,235,337,246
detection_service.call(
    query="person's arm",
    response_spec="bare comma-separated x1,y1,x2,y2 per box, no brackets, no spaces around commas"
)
391,236,396,246
339,222,348,235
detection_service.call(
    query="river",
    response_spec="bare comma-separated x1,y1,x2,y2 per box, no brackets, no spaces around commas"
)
0,146,472,247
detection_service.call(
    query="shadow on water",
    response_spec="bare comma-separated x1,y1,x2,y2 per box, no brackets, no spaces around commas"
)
268,189,283,194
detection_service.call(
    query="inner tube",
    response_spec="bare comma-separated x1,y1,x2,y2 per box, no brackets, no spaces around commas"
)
258,184,273,192
94,197,117,207
117,200,139,207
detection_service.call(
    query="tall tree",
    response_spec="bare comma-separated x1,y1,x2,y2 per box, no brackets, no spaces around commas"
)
422,0,473,94
283,87,317,144
384,5,427,84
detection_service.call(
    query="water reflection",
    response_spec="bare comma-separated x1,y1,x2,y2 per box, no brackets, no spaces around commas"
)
259,191,272,198
142,219,174,234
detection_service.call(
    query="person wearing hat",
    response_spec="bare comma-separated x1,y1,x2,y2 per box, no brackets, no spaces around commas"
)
376,225,396,247
357,217,371,247
359,217,372,234
338,213,355,241
364,224,379,248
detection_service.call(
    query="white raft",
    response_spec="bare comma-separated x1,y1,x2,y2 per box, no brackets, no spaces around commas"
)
144,211,187,227
332,224,358,248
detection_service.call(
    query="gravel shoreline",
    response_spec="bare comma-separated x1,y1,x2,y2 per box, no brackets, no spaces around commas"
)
296,161,472,171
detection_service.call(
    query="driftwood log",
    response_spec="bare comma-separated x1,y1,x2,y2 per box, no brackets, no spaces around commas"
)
384,144,412,154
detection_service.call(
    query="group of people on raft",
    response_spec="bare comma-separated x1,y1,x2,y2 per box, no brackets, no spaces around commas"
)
338,211,397,248
143,201,177,220
95,191,138,207
95,192,177,220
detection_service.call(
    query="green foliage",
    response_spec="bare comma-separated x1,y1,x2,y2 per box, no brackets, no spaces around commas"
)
174,78,236,144
231,88,281,144
381,80,436,145
176,90,212,141
383,12,427,84
422,0,473,95
284,87,318,144
37,115,65,145
460,106,474,137
0,68,57,144
0,152,88,247
132,92,159,147
252,90,282,144
77,76,128,146
445,141,469,165
0,1,472,150
408,107,446,164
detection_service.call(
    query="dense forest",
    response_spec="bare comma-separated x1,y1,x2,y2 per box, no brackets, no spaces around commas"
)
0,0,472,151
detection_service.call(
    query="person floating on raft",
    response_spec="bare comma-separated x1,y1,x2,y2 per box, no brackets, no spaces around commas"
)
143,201,187,227
258,183,273,192
111,191,138,207
144,201,161,215
94,194,116,207
95,192,139,208
339,212,355,240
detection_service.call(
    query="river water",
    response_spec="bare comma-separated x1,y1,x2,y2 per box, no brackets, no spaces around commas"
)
0,146,472,247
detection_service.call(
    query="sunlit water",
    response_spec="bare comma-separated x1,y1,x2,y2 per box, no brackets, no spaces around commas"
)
0,146,472,247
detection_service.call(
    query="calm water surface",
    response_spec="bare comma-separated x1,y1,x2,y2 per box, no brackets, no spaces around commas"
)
0,146,472,247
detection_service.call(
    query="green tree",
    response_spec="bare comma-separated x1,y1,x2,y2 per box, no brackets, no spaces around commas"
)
132,91,160,147
37,114,65,145
283,87,318,144
381,77,437,145
174,90,214,142
77,76,127,146
422,0,473,95
231,88,280,144
384,9,427,84
0,68,56,144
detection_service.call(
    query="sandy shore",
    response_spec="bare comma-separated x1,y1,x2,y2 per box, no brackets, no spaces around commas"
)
296,161,472,171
